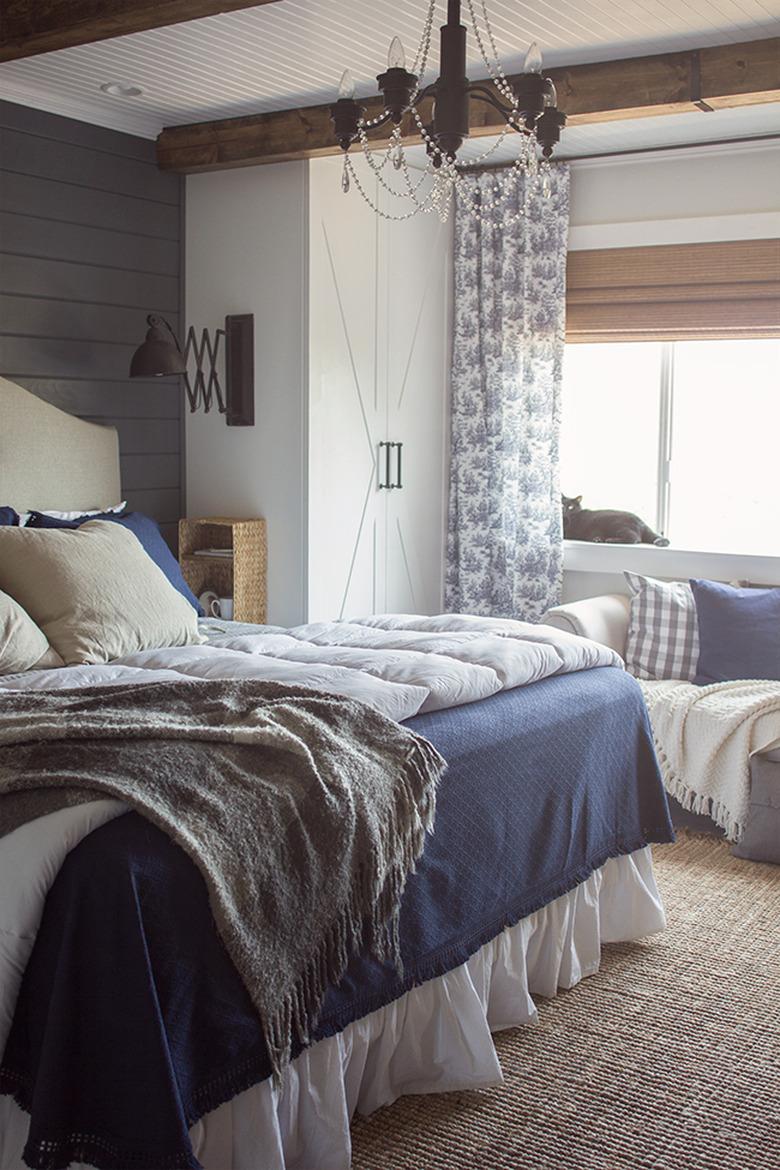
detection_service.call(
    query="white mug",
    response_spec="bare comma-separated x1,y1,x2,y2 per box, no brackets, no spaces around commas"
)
209,596,234,620
199,590,219,616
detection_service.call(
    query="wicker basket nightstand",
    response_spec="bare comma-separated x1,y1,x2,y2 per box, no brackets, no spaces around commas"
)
179,517,267,624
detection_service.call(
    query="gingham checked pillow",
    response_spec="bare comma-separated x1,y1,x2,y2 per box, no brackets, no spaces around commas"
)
624,571,699,681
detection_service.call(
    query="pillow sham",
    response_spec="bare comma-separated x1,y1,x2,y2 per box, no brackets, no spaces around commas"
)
624,571,699,681
691,578,780,686
20,501,127,524
0,590,64,675
0,521,204,665
26,509,124,528
27,510,204,616
0,507,19,526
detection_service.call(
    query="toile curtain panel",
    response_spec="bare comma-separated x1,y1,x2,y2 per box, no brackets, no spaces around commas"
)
445,165,570,621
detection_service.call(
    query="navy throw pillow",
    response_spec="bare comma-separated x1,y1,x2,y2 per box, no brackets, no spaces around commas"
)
0,506,19,525
26,510,204,616
691,578,780,686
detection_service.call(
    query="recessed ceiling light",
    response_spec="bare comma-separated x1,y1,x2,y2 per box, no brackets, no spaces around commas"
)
99,81,143,98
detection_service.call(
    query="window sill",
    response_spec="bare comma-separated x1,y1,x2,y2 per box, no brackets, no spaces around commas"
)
563,540,780,585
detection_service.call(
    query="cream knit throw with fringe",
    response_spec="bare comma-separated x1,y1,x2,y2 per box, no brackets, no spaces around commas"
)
0,679,445,1081
640,678,780,841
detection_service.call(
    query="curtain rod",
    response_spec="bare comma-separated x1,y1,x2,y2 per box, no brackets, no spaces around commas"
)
461,133,779,174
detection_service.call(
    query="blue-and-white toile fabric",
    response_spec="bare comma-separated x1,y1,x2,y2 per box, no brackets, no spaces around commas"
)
446,164,570,621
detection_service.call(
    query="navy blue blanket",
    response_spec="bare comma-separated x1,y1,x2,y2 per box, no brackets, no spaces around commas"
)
1,667,673,1170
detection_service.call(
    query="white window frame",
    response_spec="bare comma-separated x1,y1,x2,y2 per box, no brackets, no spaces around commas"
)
655,342,674,537
562,338,780,585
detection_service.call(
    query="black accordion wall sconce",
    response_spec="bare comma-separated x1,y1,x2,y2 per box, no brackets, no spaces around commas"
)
129,313,255,427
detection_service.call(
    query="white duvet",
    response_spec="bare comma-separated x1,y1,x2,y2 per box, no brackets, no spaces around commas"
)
0,613,620,1056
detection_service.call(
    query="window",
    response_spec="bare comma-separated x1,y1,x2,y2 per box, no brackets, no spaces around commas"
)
561,338,780,557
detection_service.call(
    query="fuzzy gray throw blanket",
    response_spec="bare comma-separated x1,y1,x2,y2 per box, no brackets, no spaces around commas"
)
0,679,445,1079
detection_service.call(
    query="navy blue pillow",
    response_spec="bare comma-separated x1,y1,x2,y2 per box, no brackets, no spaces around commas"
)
0,506,20,525
27,510,204,617
691,578,780,685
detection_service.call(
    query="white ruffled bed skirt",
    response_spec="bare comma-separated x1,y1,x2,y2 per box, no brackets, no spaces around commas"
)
0,847,664,1170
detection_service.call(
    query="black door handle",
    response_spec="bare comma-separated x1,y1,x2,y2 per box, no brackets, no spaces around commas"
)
378,441,403,489
378,441,392,489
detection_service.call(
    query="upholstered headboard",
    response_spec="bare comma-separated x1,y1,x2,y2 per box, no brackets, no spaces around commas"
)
0,377,121,512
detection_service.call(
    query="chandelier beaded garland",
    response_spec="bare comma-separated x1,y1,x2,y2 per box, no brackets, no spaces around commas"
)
330,0,566,224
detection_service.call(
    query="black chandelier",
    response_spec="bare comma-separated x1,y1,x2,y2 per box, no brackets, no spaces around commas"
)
330,0,566,222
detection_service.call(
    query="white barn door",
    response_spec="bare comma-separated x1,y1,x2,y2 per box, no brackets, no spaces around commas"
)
308,157,385,620
308,156,450,622
381,211,451,616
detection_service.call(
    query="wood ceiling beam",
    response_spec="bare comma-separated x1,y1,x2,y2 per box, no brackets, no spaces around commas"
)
156,37,780,174
0,1,283,63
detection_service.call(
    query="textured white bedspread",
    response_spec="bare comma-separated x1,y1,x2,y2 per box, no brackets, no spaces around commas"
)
0,613,621,1057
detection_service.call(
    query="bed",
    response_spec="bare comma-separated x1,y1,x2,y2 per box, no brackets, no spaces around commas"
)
0,380,674,1170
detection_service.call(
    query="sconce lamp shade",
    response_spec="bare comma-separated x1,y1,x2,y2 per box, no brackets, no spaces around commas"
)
129,315,186,378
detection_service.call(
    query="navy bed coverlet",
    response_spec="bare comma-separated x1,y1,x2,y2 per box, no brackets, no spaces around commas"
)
0,668,673,1170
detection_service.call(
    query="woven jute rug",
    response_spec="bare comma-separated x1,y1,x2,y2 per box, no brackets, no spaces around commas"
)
350,836,780,1170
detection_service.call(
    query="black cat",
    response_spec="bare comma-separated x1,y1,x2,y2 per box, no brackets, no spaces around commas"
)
562,495,669,546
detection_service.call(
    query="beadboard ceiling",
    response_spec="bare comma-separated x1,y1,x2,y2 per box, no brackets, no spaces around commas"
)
405,102,780,164
0,0,778,151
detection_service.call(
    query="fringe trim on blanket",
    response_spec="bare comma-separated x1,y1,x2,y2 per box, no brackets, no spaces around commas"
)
0,1067,202,1170
655,752,743,842
263,734,443,1085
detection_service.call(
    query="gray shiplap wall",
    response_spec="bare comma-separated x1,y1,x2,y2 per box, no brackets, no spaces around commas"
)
0,100,184,545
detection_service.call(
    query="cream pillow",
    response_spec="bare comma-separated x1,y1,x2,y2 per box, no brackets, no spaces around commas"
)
0,521,204,665
0,590,64,675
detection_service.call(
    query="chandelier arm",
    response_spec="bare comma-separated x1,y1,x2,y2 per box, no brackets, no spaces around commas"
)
465,85,516,120
415,82,438,103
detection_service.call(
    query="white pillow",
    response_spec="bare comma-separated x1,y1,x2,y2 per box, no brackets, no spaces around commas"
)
0,590,64,675
19,502,126,525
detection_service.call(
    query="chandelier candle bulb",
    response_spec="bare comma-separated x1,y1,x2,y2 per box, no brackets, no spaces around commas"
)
387,36,406,69
523,42,544,73
338,69,356,99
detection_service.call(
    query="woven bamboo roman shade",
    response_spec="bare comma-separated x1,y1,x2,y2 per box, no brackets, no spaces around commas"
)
566,239,780,342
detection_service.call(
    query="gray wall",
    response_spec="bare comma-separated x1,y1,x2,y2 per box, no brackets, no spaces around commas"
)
0,100,184,545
